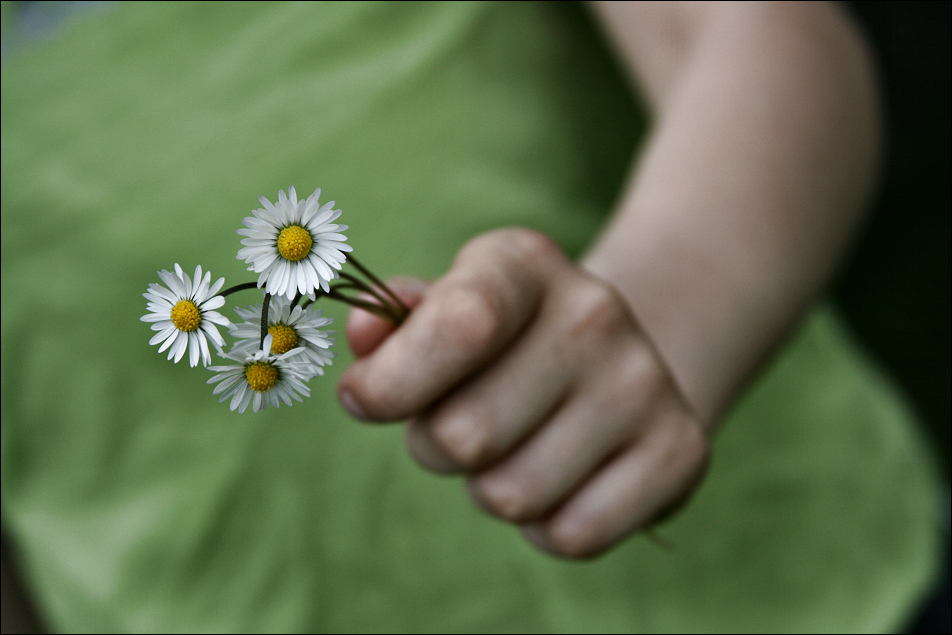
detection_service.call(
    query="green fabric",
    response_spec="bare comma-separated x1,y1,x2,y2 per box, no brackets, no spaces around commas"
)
1,2,941,632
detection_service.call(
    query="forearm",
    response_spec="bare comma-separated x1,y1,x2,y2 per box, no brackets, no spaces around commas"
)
584,1,881,425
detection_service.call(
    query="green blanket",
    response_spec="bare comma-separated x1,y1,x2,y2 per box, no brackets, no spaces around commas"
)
1,2,940,632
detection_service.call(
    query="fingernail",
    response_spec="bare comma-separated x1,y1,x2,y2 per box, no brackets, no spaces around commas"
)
339,390,368,421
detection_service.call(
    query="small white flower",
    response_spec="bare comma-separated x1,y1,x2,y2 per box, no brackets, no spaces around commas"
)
229,295,335,376
237,186,352,300
207,334,314,414
142,264,231,367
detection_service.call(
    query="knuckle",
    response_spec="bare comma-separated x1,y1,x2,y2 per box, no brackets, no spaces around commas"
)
566,280,630,343
471,474,542,523
544,519,605,559
405,419,461,474
504,228,562,267
677,417,711,482
457,228,561,270
352,368,408,419
430,416,491,469
648,417,712,526
434,281,506,356
614,343,669,408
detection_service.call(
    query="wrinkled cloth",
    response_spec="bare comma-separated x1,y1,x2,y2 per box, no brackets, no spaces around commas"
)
1,2,940,632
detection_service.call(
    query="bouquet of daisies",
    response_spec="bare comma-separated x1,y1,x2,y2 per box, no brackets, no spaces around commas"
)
141,186,407,413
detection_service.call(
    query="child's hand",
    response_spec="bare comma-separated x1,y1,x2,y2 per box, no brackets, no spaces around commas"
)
338,228,709,558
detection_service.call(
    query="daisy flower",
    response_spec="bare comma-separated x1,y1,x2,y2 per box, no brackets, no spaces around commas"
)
141,264,231,367
207,334,314,414
229,295,335,376
237,186,352,300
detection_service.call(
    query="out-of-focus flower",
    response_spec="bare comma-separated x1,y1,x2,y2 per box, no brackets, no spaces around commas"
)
229,295,335,377
207,334,314,414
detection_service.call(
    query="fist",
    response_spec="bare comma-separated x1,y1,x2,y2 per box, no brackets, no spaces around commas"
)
338,228,709,558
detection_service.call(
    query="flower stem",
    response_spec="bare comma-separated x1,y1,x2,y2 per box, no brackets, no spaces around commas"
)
346,254,410,320
337,272,396,316
323,287,400,321
220,256,409,331
220,281,259,297
260,293,271,349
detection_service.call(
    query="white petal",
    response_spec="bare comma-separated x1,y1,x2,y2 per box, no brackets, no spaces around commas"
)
231,386,247,412
252,252,279,273
237,230,277,241
307,207,335,229
203,311,232,327
261,334,274,356
311,257,334,283
201,322,226,348
157,328,179,353
269,262,289,297
192,265,204,293
198,332,211,366
296,265,309,296
315,232,349,242
158,269,186,297
150,325,177,346
195,270,211,302
256,206,284,228
258,195,276,212
171,332,189,363
146,284,178,303
201,295,226,311
188,332,201,367
182,266,194,298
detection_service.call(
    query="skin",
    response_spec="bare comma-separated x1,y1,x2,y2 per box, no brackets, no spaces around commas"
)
337,1,881,559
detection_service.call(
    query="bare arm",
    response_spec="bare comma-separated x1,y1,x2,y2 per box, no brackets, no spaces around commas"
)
585,1,881,423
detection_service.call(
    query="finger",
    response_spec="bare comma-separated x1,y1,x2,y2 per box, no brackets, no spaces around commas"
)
346,277,428,358
463,339,660,520
339,229,560,421
521,412,708,559
404,309,576,473
406,264,650,474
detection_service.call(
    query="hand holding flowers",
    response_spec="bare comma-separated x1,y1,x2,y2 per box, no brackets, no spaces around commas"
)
338,228,709,558
141,186,406,413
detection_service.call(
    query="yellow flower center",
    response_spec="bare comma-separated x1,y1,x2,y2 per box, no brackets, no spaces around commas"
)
277,225,313,261
170,299,201,332
245,362,279,392
268,323,299,355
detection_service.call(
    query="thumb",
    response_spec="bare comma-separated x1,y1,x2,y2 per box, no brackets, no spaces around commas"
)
346,277,428,358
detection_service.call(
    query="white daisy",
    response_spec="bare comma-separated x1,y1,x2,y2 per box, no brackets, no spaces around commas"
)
229,295,335,376
141,264,231,367
207,334,314,414
237,186,352,300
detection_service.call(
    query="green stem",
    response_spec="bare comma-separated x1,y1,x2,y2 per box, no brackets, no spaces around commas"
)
346,254,410,319
325,288,403,322
337,273,396,314
260,293,271,350
220,281,259,297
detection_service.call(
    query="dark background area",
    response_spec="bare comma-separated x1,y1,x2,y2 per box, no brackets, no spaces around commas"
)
838,1,951,480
